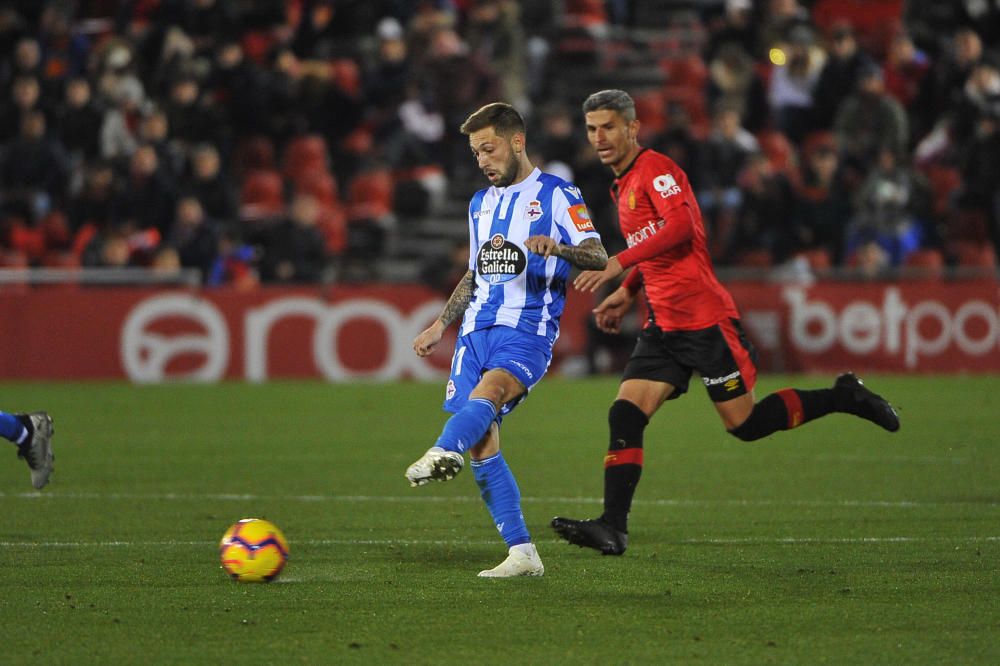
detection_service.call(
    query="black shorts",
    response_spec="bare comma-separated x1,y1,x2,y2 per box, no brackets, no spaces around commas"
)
621,319,758,402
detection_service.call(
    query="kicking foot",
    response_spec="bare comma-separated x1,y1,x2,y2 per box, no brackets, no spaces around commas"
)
17,412,54,490
405,447,464,487
551,516,627,555
478,543,544,577
835,373,900,432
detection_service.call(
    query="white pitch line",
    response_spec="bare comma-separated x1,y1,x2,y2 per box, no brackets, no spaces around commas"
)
1,536,998,549
701,453,970,465
681,536,1000,545
1,491,998,509
0,538,498,548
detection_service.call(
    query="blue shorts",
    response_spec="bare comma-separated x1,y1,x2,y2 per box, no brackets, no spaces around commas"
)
443,327,553,417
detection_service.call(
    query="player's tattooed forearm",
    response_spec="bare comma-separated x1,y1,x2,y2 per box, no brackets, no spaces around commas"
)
439,270,475,327
559,238,608,270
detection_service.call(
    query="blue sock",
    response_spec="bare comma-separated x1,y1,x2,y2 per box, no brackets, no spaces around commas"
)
435,398,497,453
0,411,28,445
472,452,531,547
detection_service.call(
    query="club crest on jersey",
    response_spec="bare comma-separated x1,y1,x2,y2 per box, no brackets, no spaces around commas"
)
568,204,595,232
477,234,526,284
628,190,636,209
653,173,682,198
446,379,456,400
525,200,543,222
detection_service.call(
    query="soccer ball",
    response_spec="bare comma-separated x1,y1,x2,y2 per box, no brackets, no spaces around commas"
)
219,518,290,583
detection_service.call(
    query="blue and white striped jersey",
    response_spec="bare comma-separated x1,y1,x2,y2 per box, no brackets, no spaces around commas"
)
460,167,602,344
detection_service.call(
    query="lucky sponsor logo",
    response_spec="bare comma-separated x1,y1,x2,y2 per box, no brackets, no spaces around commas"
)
568,204,595,232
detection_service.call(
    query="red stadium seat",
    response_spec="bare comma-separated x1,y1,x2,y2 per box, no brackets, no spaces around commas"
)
316,205,348,255
40,211,71,250
0,250,29,268
347,169,394,221
341,126,374,156
812,0,904,59
295,171,340,207
903,248,944,279
8,223,46,261
240,169,285,219
233,136,276,176
70,223,98,261
801,131,836,160
798,248,833,272
659,55,708,90
735,249,774,268
757,130,797,175
921,164,962,221
562,0,608,28
661,86,709,138
632,90,667,139
241,30,278,65
283,135,329,183
951,242,997,269
329,59,361,97
42,251,81,269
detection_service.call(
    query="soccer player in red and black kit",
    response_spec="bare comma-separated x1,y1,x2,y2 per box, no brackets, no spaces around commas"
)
551,90,900,555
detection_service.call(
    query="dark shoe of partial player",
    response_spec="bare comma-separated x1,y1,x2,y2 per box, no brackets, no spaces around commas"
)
551,516,628,555
834,373,900,432
17,412,54,490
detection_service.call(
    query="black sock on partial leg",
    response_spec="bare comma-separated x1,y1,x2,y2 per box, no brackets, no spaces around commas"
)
601,400,648,533
729,388,838,441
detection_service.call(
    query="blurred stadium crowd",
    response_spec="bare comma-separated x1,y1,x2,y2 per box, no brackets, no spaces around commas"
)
0,0,998,287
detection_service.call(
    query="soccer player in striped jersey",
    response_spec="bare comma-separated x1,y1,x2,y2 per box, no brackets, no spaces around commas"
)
551,90,900,556
405,102,609,577
0,410,54,489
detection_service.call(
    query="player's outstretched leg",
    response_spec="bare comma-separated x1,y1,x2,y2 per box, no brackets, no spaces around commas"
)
729,373,899,442
7,412,55,490
405,397,498,486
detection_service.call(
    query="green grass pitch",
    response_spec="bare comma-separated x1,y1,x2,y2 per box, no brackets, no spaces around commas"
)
1,375,998,664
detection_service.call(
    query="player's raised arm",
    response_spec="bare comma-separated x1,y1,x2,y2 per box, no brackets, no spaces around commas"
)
524,236,607,269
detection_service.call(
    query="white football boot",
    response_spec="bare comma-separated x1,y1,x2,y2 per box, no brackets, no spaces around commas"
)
478,543,545,578
17,412,54,490
405,447,464,487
